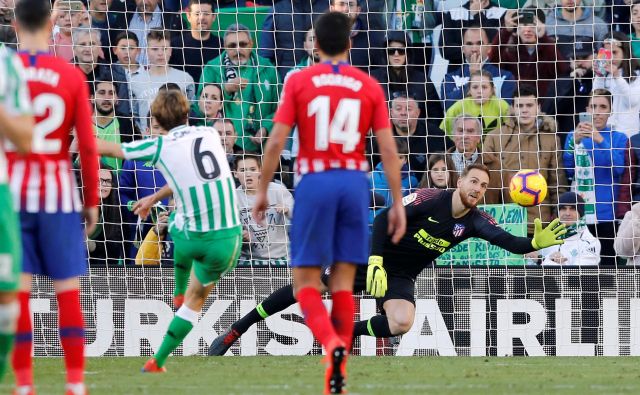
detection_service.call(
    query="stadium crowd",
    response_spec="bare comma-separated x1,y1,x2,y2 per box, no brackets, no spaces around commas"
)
4,0,640,267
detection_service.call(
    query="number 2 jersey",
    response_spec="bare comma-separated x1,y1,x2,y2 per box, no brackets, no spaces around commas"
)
7,52,98,212
273,61,390,175
121,125,240,233
371,188,536,278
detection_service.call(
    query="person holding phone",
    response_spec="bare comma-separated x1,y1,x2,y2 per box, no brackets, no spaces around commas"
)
592,32,640,137
563,89,629,265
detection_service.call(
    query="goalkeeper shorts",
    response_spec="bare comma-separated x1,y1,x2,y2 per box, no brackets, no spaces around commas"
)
170,225,242,286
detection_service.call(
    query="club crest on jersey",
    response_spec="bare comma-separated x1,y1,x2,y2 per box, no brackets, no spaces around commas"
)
453,224,465,238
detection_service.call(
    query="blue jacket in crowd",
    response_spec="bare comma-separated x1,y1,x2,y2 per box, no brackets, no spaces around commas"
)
441,63,516,110
368,162,418,226
563,127,628,222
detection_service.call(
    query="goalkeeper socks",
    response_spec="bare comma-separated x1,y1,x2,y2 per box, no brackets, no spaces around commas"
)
154,305,197,367
353,315,393,338
173,261,192,297
0,301,18,380
57,289,85,384
13,291,33,386
330,290,354,351
233,285,297,334
296,287,342,351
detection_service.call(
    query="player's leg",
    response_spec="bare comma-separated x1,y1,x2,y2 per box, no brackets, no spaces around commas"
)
0,187,21,381
172,259,193,308
37,212,89,395
208,283,298,356
353,274,417,338
146,228,241,371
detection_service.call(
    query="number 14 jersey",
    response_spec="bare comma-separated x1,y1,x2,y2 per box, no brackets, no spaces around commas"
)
121,125,239,233
274,62,390,175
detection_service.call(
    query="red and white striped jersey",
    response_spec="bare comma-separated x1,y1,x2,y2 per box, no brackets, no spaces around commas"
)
6,52,98,213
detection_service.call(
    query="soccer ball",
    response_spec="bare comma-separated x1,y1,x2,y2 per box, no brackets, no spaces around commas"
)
509,169,548,207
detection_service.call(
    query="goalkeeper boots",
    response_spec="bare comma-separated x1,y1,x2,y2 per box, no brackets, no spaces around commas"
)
324,346,347,394
141,358,166,373
208,327,240,356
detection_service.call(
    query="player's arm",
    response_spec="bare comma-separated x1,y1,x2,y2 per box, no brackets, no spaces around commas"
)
132,185,173,219
96,139,125,159
0,104,33,154
475,214,567,253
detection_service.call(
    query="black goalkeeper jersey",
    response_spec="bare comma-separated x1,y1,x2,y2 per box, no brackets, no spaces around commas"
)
371,188,535,277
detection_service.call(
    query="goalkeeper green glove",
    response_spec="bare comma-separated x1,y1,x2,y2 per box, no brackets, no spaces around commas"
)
366,255,387,298
532,218,567,250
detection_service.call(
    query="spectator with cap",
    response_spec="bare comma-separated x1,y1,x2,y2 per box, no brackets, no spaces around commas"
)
592,32,640,137
258,0,327,79
489,7,569,101
442,25,516,110
615,201,640,265
545,0,608,61
198,23,279,152
529,192,601,266
440,0,507,71
370,30,442,122
169,0,221,83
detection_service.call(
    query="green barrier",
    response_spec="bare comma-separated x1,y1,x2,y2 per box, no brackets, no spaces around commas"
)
182,6,271,47
436,204,527,266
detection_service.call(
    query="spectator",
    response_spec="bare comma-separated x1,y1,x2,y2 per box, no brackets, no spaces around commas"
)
418,153,450,189
592,32,640,137
444,114,501,203
330,0,386,72
489,8,569,100
384,0,439,66
631,0,640,58
111,31,142,85
87,0,118,57
130,29,195,131
615,202,640,265
112,0,181,66
545,0,608,60
530,192,601,266
73,27,131,117
285,27,319,76
92,80,139,170
87,162,125,266
484,85,567,235
234,155,293,266
369,93,447,176
369,139,418,207
441,70,510,136
213,118,239,167
0,0,17,47
258,0,327,78
191,83,223,126
441,26,516,110
370,30,442,123
118,115,168,262
51,0,85,62
135,200,173,266
542,48,594,144
563,89,628,265
199,24,279,152
170,0,221,83
440,0,507,70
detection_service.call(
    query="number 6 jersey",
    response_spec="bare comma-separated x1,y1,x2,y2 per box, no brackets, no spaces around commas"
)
121,125,240,233
273,61,391,175
7,52,98,213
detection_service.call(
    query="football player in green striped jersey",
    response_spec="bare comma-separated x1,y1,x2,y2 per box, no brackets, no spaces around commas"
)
97,90,241,373
0,43,33,380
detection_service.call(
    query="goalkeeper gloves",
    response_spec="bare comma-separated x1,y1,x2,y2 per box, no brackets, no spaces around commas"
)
366,255,387,298
532,218,567,250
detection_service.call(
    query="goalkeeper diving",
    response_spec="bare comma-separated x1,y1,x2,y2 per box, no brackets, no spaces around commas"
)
209,163,566,354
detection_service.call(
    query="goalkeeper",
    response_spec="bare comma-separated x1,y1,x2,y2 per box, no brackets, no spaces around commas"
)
209,163,566,354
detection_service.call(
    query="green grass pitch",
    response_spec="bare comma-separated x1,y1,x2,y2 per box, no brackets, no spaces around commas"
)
3,356,640,394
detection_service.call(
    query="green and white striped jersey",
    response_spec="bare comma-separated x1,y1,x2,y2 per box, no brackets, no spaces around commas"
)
122,125,240,233
0,44,32,184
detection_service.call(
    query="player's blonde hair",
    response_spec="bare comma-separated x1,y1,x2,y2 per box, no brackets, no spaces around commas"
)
150,90,190,131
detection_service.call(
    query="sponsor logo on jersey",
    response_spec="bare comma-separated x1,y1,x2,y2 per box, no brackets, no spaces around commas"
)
413,229,450,253
428,216,438,223
453,223,465,238
402,193,417,206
